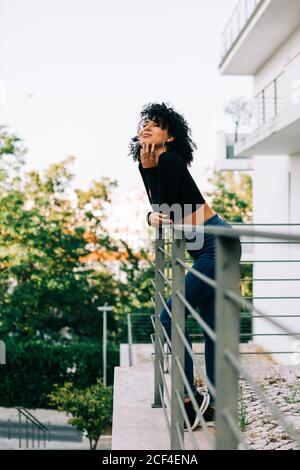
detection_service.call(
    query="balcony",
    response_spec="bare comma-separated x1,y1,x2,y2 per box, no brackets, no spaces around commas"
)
234,67,300,156
220,0,300,75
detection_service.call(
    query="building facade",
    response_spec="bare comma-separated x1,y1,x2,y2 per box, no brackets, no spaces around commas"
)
219,0,300,364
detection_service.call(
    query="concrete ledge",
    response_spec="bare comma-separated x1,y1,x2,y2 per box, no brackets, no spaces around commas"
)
112,366,168,450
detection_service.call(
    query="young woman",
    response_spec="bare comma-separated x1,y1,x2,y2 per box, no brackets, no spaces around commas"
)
129,102,241,431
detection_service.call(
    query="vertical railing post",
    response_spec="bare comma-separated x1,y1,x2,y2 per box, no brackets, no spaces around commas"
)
152,227,165,408
103,307,107,387
26,417,29,448
127,313,133,366
18,410,21,448
170,230,186,450
97,304,113,386
215,234,241,450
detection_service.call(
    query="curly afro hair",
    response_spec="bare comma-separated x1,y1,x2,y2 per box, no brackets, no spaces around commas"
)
128,102,197,167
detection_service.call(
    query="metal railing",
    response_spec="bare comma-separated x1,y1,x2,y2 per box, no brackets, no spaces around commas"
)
247,71,287,131
151,222,300,450
15,408,50,449
220,0,264,62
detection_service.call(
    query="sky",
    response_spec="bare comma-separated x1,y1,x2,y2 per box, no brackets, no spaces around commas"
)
0,0,252,196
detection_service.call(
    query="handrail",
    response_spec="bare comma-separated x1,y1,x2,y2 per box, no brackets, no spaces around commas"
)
151,221,300,450
220,0,265,62
17,407,48,431
16,408,49,449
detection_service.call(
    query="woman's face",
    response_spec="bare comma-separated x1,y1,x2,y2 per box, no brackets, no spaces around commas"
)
138,119,174,147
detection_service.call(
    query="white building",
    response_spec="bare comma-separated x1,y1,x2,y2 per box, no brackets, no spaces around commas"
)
219,0,300,364
216,131,253,172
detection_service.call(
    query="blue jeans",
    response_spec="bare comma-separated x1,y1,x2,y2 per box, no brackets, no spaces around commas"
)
159,213,241,402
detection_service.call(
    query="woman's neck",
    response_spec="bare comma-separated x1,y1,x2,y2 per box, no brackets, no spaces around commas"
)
155,145,168,164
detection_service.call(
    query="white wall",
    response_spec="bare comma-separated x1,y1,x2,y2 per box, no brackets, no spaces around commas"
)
254,26,300,95
252,154,300,364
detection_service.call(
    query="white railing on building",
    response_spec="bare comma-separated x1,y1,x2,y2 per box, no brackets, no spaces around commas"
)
221,0,264,62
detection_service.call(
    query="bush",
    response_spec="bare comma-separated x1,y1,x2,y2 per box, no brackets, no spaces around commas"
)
0,338,119,408
48,379,113,450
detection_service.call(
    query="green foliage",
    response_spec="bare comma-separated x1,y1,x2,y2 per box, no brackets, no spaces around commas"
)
239,383,248,432
0,127,151,343
0,124,26,189
207,168,253,339
0,125,155,408
48,379,113,450
206,169,252,223
0,338,118,408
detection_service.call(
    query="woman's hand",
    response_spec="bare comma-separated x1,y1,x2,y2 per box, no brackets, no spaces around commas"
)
140,142,157,168
149,211,173,227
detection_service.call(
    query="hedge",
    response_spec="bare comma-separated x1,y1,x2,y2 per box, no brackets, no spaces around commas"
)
0,338,119,408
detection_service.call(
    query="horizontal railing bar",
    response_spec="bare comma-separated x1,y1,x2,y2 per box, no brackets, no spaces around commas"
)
225,289,300,341
159,320,172,350
239,351,298,355
158,246,172,258
170,224,300,242
239,332,300,337
224,349,300,447
242,315,300,318
191,350,300,356
240,241,300,244
174,356,215,448
175,290,217,343
127,312,300,319
175,390,200,451
243,296,300,300
240,260,300,263
191,332,300,338
158,268,172,288
175,258,217,289
158,292,172,320
174,322,216,399
231,223,300,226
222,408,251,450
240,279,300,282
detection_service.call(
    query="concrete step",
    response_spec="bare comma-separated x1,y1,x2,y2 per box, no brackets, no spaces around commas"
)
0,407,111,450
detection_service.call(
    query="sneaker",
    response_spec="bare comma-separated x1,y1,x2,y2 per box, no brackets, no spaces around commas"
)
202,404,215,426
183,391,210,431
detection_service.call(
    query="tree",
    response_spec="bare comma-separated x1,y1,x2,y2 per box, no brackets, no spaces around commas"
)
0,124,26,190
206,168,253,340
48,379,113,450
0,125,154,344
224,97,252,143
206,169,252,223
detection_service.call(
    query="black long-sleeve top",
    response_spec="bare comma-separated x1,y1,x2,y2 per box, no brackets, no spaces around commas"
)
138,151,206,257
138,151,205,223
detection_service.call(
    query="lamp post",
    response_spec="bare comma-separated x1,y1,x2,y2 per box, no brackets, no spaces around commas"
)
97,304,113,386
0,340,6,364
